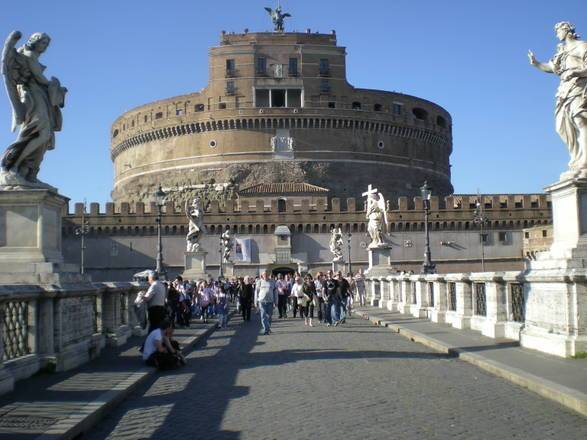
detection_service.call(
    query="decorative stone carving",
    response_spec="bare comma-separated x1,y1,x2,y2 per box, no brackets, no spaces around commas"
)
1,31,67,189
529,22,587,174
329,227,344,262
185,197,205,252
362,184,391,248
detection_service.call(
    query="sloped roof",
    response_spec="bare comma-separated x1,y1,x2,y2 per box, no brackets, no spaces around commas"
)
239,182,330,195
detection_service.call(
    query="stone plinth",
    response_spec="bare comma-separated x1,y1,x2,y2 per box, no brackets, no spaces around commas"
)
223,262,235,278
521,177,587,357
183,251,209,281
0,189,84,284
331,260,346,273
365,246,392,278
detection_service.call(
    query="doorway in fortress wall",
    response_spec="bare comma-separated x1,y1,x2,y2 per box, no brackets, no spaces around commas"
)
270,266,296,277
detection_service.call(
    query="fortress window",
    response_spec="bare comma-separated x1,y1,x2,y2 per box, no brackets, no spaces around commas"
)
328,102,336,109
144,115,148,122
256,57,267,75
352,101,362,110
436,115,447,127
374,104,383,111
412,107,428,120
155,112,163,119
176,108,184,116
226,59,236,77
131,120,135,127
272,89,286,107
392,103,403,115
255,89,270,107
288,58,298,76
218,103,227,109
320,79,330,93
288,89,302,107
319,58,330,76
195,103,205,112
226,80,236,95
112,129,119,138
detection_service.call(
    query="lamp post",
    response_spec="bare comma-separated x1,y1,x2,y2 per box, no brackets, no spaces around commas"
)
74,199,90,275
420,181,436,274
219,235,224,279
473,195,489,272
154,185,167,279
347,232,352,274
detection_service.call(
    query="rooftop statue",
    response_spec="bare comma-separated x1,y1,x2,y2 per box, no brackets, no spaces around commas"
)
529,22,587,174
264,4,291,32
1,31,67,188
185,197,205,252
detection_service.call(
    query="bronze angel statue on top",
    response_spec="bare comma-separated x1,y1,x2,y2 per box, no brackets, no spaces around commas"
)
265,4,291,32
1,31,67,187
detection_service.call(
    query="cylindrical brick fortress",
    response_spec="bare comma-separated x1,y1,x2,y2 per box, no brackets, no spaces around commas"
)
110,31,453,203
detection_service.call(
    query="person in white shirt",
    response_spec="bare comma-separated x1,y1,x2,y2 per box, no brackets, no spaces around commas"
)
143,320,186,370
254,271,278,335
142,271,168,333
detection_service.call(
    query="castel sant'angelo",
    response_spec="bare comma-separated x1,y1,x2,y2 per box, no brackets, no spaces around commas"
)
63,8,552,279
110,21,452,204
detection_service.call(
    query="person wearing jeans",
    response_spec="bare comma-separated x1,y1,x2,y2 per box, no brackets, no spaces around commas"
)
255,271,278,335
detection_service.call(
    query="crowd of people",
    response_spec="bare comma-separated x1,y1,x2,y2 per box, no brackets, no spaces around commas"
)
135,268,368,368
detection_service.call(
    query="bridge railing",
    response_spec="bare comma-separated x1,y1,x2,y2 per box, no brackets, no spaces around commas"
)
0,282,146,393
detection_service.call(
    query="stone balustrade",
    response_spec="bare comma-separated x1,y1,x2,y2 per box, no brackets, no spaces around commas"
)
0,282,146,395
365,270,586,358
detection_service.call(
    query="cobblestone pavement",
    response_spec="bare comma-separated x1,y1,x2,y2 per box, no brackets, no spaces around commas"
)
87,313,587,440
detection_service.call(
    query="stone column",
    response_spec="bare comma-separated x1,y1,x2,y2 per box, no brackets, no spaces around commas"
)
450,276,472,329
385,276,399,312
369,278,381,307
430,276,447,324
398,276,412,314
410,276,429,318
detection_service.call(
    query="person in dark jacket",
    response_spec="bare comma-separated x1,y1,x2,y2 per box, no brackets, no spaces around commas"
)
238,276,254,322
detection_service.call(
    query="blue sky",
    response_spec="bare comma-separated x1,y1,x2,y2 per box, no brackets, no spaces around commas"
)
0,0,585,204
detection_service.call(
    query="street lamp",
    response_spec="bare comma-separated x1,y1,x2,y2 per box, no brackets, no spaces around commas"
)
74,199,90,275
219,235,224,279
473,195,489,272
347,232,352,274
420,181,436,274
154,185,167,279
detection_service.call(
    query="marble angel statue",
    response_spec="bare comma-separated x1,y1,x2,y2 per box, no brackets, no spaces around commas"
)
529,22,587,172
366,191,390,248
329,227,344,262
1,31,67,186
185,197,205,252
221,229,233,263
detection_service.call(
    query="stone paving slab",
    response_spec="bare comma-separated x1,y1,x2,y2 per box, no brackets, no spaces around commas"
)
353,306,587,417
0,314,230,440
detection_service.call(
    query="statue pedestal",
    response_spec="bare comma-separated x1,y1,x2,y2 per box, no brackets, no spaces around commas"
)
223,262,235,278
365,246,392,278
521,176,587,357
0,189,84,284
331,260,346,273
183,251,209,281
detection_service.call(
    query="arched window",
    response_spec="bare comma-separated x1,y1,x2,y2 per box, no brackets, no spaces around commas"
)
412,108,428,120
352,101,362,110
436,115,447,128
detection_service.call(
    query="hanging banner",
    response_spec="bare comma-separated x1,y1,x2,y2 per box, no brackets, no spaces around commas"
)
234,237,252,263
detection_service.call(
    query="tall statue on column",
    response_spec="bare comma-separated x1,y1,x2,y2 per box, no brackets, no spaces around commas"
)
329,227,344,262
363,185,390,248
1,31,67,188
529,22,587,172
185,197,205,252
221,229,233,263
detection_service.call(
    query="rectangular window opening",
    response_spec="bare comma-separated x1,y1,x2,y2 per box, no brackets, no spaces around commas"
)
255,89,269,107
289,58,298,76
272,89,286,107
287,89,302,107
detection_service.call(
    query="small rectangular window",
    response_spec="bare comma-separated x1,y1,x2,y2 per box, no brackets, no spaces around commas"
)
524,232,530,239
218,102,227,109
480,233,489,244
226,80,235,95
144,115,148,122
287,89,302,107
155,112,163,119
320,79,330,93
319,58,329,76
255,89,269,107
176,108,184,116
289,57,298,76
328,101,336,108
256,57,267,75
392,103,403,115
542,229,548,237
498,231,508,242
226,59,235,76
195,103,205,112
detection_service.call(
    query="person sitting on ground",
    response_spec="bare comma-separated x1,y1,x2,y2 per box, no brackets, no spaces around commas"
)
143,319,186,370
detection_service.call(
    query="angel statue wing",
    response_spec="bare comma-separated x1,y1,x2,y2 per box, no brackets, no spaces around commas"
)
378,193,389,228
2,31,26,132
264,7,273,15
282,13,291,18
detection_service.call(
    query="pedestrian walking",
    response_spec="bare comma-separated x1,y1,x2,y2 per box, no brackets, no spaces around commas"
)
336,271,351,324
276,273,288,318
291,276,304,319
301,274,316,326
215,285,229,329
314,272,325,323
143,271,168,334
255,271,278,335
323,270,339,326
238,277,254,322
